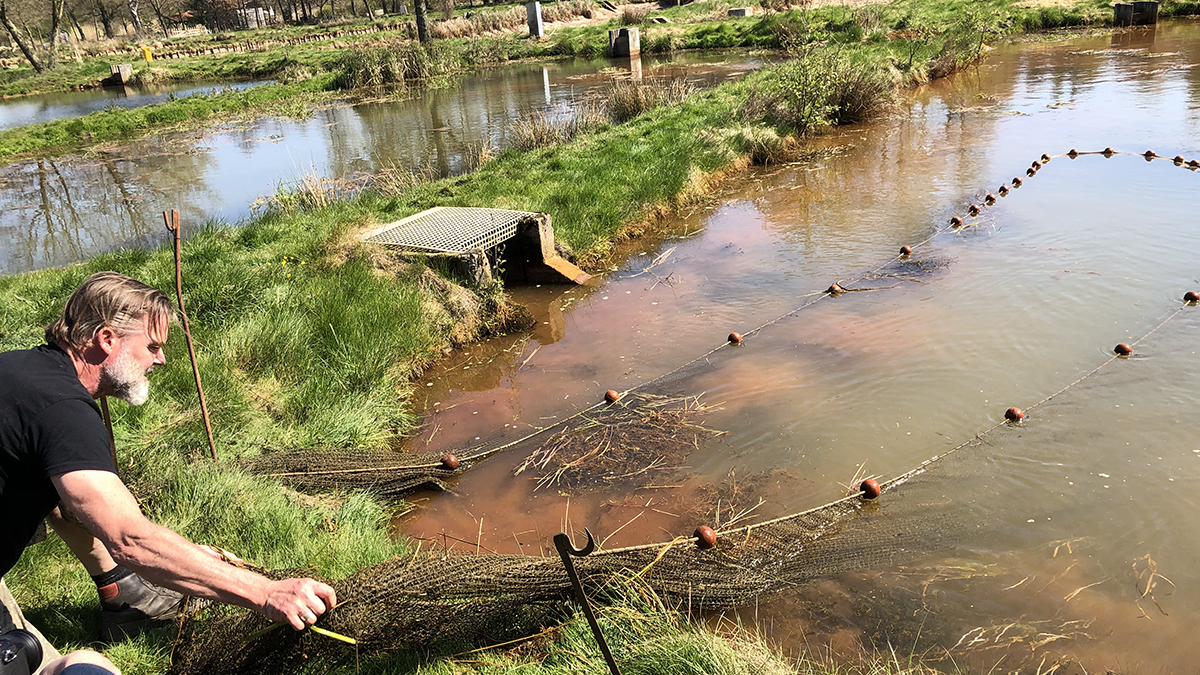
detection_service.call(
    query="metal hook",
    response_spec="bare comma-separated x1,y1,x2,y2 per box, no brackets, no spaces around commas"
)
554,528,620,675
557,528,596,557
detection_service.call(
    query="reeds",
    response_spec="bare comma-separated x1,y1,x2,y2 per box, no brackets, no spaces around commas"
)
620,3,651,25
605,76,696,123
508,102,608,151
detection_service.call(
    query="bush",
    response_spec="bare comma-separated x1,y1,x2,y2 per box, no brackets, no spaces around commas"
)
743,42,896,133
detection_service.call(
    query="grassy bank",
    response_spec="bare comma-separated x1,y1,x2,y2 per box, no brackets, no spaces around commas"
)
2,0,1185,157
0,1,1143,672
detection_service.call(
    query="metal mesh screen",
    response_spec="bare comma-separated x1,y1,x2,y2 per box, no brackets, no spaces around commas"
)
362,207,537,254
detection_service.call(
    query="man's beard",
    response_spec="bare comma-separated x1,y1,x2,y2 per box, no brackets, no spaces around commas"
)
100,346,153,406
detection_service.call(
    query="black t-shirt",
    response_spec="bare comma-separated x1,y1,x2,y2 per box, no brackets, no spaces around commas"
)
0,344,115,578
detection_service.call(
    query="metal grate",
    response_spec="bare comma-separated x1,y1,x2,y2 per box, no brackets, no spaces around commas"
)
361,207,537,254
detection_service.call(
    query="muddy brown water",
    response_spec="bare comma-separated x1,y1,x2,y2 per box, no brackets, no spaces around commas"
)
400,22,1200,672
0,51,758,275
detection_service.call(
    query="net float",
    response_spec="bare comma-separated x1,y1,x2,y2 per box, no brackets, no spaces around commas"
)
1068,148,1079,158
441,454,459,471
900,246,913,256
950,216,963,227
1185,291,1199,303
984,194,997,205
1103,147,1114,156
1005,407,1025,422
1026,167,1037,177
998,185,1010,195
1144,150,1157,159
694,525,717,549
728,332,743,344
968,204,981,216
860,479,881,499
1188,160,1200,168
605,389,620,403
1031,160,1042,169
1114,343,1133,356
827,283,846,295
1012,177,1023,187
1040,153,1051,162
1174,155,1186,164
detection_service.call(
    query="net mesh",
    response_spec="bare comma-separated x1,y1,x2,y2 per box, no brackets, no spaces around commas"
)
173,150,1198,675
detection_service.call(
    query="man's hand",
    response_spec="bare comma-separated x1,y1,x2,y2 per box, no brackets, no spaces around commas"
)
52,469,336,627
263,579,338,630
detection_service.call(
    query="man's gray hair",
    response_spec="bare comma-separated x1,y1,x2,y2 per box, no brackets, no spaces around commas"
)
45,272,175,349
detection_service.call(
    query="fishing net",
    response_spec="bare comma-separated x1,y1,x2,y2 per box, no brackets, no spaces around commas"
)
172,149,1199,674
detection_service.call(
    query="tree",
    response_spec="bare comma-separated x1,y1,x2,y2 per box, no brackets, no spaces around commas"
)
126,0,141,35
413,0,427,42
0,0,45,71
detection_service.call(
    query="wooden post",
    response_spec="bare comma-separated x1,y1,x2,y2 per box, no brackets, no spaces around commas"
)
163,210,219,462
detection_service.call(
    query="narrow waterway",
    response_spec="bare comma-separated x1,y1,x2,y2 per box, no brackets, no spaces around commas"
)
398,22,1200,672
0,51,758,275
0,79,270,131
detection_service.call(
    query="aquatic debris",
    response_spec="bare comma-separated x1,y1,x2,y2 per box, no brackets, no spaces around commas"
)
1005,407,1025,422
1114,343,1132,356
515,393,724,492
693,525,717,549
827,283,846,295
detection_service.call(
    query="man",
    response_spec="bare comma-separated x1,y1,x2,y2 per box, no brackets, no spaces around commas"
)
1,272,336,675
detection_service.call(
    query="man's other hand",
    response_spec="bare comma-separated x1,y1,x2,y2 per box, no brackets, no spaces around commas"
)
264,578,337,630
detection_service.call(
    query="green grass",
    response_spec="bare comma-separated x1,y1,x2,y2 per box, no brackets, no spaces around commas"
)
0,76,334,160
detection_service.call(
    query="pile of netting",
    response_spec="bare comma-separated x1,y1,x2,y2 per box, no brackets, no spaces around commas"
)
171,149,1199,675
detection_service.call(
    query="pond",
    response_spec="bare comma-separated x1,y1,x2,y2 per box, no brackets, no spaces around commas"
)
0,50,759,275
398,21,1200,673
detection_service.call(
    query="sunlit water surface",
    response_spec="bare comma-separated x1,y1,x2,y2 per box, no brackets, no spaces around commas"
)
398,22,1200,672
0,51,757,274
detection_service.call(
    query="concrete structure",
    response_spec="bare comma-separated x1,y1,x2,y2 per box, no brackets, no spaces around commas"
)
608,27,640,57
361,207,589,286
107,63,132,85
727,7,752,16
1114,1,1158,25
526,1,544,38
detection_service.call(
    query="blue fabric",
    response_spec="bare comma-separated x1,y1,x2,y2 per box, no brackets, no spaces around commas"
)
61,664,118,675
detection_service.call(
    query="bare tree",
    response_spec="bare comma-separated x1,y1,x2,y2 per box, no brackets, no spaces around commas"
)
0,0,45,71
126,0,141,34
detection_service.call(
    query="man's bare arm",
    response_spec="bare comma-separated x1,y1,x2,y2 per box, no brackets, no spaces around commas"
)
52,469,335,630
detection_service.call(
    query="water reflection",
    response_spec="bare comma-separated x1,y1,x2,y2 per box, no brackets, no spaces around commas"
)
0,79,269,131
0,51,759,275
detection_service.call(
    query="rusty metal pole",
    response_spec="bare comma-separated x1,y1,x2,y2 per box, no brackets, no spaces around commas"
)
554,529,622,675
163,209,218,462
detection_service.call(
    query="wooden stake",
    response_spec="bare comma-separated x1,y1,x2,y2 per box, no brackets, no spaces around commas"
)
99,395,118,477
163,209,218,462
